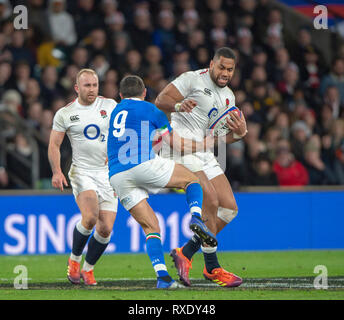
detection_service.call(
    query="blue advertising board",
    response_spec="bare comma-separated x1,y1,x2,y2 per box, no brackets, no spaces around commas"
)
0,190,343,255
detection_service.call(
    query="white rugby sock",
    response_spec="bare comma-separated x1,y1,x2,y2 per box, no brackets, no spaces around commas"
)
82,261,94,272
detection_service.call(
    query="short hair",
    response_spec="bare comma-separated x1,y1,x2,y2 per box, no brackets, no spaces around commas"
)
119,75,145,98
213,47,236,61
76,68,98,85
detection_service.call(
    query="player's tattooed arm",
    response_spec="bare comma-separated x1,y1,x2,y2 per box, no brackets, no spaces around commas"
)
155,83,197,113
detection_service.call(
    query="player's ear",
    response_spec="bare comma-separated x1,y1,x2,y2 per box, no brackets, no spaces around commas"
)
74,84,79,94
142,88,147,100
119,92,123,100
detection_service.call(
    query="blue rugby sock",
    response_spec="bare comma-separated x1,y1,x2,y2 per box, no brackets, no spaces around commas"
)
146,233,172,282
185,182,203,218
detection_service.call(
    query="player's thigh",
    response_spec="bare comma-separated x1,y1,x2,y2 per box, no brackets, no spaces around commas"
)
76,190,100,228
165,163,199,189
210,174,238,211
129,199,160,235
96,210,117,238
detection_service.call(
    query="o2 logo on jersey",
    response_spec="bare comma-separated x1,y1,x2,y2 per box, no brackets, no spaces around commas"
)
83,124,105,142
207,106,218,120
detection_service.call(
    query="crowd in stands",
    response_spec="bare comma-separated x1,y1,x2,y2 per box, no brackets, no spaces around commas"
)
0,0,344,190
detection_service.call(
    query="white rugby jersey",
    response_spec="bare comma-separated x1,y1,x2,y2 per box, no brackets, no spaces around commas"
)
171,68,236,140
52,96,117,170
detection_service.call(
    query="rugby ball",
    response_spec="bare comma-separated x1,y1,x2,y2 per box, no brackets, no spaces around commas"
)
209,106,242,137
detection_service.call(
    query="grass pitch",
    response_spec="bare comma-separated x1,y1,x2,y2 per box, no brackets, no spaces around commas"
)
0,250,343,300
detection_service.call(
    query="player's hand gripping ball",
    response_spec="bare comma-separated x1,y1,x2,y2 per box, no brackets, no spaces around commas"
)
209,106,242,137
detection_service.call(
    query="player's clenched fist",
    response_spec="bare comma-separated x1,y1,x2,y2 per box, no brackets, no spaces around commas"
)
175,99,197,112
52,171,68,191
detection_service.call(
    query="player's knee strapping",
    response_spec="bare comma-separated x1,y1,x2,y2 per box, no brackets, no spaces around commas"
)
185,181,203,218
217,207,238,224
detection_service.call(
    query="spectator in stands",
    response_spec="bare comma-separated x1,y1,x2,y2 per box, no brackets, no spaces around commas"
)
320,57,344,104
26,101,43,130
48,0,77,47
1,89,23,116
274,111,290,140
27,0,51,39
83,28,110,61
59,64,79,93
70,46,89,69
7,30,36,66
89,54,110,82
290,120,311,163
272,47,291,83
319,104,335,136
323,85,344,119
22,78,41,113
304,134,337,185
119,49,145,78
153,9,177,63
39,65,64,108
273,141,309,186
110,31,131,70
276,62,301,106
128,7,153,52
225,140,248,189
248,153,278,186
105,10,126,35
10,60,31,97
236,27,253,67
74,0,103,41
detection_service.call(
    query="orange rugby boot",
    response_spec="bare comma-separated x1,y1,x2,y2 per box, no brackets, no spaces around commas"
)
203,266,242,287
81,269,97,286
170,247,193,286
67,258,81,284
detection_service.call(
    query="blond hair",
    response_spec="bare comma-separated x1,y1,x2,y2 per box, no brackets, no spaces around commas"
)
76,68,98,85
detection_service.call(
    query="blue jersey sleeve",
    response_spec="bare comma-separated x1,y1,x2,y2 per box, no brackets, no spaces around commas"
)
150,104,173,136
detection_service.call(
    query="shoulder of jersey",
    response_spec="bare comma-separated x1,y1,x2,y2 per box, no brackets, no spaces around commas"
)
56,98,77,115
98,96,118,107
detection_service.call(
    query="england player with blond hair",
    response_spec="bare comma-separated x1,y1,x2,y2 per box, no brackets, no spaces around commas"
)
48,68,118,286
155,47,247,287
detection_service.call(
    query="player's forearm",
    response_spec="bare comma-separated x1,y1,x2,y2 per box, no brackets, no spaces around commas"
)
225,133,241,144
155,93,179,113
48,145,62,174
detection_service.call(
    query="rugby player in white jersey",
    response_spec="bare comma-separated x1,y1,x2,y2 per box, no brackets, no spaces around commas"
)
48,69,118,286
155,47,247,287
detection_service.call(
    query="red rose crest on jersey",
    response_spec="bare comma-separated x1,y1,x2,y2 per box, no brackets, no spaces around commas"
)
226,98,229,106
100,110,107,118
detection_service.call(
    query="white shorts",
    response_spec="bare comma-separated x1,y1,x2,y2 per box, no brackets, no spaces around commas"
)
160,141,223,181
110,155,175,211
68,164,118,212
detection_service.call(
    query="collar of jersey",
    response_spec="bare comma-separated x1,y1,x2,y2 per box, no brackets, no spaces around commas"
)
124,97,143,101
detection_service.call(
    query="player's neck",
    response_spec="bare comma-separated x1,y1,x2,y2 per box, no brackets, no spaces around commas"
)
77,96,97,106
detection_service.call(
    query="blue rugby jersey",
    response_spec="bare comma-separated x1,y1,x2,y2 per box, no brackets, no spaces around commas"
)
107,98,172,178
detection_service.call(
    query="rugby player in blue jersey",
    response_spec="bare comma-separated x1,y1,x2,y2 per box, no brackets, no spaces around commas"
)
107,75,215,289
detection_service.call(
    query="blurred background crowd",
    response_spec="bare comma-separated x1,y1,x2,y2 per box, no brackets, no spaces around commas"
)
0,0,344,190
